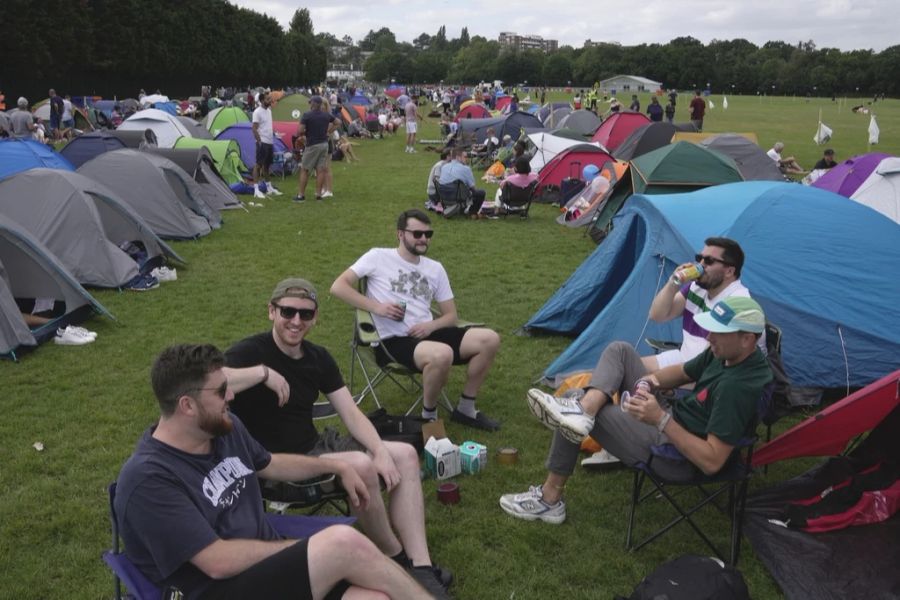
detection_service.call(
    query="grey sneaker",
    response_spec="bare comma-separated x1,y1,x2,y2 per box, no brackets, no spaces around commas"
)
408,565,452,599
526,388,595,444
499,485,566,524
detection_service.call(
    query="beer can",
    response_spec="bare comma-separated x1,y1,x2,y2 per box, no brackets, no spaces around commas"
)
675,262,704,284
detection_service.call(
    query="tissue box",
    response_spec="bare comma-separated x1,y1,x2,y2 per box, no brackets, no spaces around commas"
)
460,441,488,474
424,436,461,480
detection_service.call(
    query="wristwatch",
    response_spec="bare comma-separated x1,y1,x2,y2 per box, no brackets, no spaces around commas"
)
656,411,672,433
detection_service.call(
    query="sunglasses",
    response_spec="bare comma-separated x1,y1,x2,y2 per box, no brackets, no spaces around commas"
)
187,381,228,399
272,302,316,321
695,254,732,267
403,229,434,240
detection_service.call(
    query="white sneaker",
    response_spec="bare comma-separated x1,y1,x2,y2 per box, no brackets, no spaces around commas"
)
151,266,178,282
499,485,566,524
254,187,266,199
526,388,595,444
54,327,95,346
266,184,283,196
581,449,622,470
321,191,333,198
65,325,97,340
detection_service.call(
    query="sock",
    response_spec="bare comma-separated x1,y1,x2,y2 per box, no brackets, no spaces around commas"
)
456,395,477,418
422,407,438,421
253,183,259,192
391,549,411,568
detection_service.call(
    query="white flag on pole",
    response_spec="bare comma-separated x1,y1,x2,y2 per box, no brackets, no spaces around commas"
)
723,96,729,110
868,114,880,145
707,99,715,109
814,121,833,145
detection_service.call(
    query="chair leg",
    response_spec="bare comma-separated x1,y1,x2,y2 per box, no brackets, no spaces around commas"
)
625,469,644,549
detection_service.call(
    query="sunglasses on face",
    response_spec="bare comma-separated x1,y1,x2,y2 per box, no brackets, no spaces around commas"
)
188,381,228,399
695,254,732,267
404,229,434,240
272,302,316,321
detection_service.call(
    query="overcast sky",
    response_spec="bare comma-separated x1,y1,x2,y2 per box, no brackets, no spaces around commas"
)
231,0,893,52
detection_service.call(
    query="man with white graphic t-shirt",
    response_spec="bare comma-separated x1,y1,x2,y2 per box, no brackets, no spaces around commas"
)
114,344,429,599
331,209,502,431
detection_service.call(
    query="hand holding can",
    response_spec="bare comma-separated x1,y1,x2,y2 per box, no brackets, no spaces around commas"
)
673,262,704,285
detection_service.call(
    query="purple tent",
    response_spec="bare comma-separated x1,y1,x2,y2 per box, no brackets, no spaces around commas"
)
812,152,891,197
214,123,291,174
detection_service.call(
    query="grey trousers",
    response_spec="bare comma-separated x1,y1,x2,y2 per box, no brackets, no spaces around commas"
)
545,341,697,481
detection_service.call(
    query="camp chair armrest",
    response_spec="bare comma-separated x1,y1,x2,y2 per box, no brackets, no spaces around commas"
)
356,309,382,344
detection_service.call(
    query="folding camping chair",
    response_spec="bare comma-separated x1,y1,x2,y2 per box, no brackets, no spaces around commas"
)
623,373,777,565
261,473,351,516
102,482,355,600
499,180,538,219
437,180,472,218
347,278,483,416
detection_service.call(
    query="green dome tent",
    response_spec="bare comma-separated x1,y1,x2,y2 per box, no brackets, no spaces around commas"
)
203,107,249,137
173,138,246,185
271,93,309,122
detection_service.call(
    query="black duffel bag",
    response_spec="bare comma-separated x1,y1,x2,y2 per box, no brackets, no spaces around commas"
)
367,407,428,453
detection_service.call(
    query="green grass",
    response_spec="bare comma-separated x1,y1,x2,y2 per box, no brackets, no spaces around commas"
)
2,92,897,599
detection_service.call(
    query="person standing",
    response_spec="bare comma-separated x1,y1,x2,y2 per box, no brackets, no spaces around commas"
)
665,100,676,123
295,96,339,203
629,94,640,112
48,89,63,141
689,90,706,131
647,96,663,122
251,91,281,199
404,96,422,154
9,97,36,139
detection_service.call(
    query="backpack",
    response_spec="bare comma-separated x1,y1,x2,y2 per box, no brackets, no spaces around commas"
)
617,555,750,600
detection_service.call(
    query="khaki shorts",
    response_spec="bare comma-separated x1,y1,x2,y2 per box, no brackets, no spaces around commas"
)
406,121,418,134
301,142,329,171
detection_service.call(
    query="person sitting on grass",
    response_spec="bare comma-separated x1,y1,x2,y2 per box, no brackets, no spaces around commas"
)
767,142,804,174
500,296,772,524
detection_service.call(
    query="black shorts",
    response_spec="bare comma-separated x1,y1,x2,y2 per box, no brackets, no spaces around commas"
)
199,538,350,600
256,142,274,168
377,326,470,370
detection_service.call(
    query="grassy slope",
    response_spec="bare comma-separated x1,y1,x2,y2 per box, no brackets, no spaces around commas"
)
1,91,897,599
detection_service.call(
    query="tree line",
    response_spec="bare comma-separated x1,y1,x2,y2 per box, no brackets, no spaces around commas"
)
2,1,897,102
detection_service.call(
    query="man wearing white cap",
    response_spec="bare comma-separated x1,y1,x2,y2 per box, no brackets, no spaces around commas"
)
502,296,772,524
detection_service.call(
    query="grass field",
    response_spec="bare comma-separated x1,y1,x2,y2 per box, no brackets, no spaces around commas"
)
1,91,898,599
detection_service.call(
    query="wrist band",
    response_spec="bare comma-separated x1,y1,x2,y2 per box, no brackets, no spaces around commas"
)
262,365,270,384
657,411,671,433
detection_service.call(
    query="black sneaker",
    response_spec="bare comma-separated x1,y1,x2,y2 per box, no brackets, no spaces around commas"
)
408,566,452,599
293,194,305,203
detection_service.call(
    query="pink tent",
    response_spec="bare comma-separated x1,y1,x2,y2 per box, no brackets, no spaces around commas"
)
591,112,650,152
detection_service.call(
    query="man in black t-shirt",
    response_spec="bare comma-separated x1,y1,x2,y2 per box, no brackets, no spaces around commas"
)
115,344,428,599
226,277,453,596
296,96,339,202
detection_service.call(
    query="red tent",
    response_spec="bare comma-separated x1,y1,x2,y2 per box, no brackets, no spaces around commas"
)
454,104,491,122
272,121,299,147
753,369,900,467
591,112,650,152
535,146,615,195
495,96,512,112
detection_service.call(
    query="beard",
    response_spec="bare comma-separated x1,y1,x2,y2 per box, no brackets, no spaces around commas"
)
697,270,724,290
197,403,233,437
402,237,428,256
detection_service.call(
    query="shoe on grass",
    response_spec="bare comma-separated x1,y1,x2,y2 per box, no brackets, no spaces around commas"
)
253,188,266,199
293,195,305,203
321,191,334,198
450,408,500,431
65,325,97,340
151,266,177,282
526,388,594,444
408,565,452,599
54,327,95,346
266,184,283,196
499,485,566,524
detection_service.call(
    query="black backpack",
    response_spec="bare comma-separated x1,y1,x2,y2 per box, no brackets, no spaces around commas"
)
618,555,750,600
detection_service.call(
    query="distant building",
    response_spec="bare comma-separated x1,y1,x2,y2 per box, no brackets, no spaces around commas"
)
499,32,558,53
598,75,663,93
584,39,621,48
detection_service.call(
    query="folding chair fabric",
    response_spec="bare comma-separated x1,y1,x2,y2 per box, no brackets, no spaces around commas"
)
499,180,538,218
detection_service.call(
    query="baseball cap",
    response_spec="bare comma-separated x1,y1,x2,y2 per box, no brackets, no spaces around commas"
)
582,164,600,182
693,297,765,334
270,278,318,306
310,95,323,105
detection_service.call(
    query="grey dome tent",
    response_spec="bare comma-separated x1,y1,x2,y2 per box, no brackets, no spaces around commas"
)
555,110,602,137
0,214,111,359
699,134,785,181
177,117,214,140
59,131,129,168
146,147,241,211
78,150,221,239
107,129,151,149
0,168,181,287
613,122,676,161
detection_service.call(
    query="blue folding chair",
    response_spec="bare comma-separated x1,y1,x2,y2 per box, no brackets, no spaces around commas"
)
102,482,355,599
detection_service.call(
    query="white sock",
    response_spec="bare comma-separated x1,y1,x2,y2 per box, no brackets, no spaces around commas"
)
456,396,477,418
254,183,259,192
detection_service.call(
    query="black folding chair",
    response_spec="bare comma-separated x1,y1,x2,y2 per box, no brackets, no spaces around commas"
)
437,180,472,218
499,180,538,219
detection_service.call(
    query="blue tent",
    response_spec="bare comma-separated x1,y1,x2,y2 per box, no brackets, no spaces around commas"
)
59,131,129,168
0,139,74,180
532,181,900,388
348,94,371,106
214,123,291,175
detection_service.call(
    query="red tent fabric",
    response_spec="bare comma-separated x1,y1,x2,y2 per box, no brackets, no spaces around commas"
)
753,369,900,467
272,121,299,147
535,146,616,194
591,112,651,152
454,104,491,122
495,96,512,112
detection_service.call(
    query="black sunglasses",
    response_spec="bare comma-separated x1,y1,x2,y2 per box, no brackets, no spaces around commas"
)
187,381,228,399
403,229,434,240
272,302,316,321
695,254,732,267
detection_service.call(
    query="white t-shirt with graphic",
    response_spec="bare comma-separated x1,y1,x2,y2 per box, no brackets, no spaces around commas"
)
350,248,453,339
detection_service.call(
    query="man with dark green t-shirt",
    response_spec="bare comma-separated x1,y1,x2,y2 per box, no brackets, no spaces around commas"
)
501,296,772,524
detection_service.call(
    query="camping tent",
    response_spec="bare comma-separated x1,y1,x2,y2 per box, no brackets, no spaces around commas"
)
591,112,651,152
744,372,900,600
499,112,543,141
538,102,572,123
588,141,743,241
214,123,292,175
555,110,602,137
0,214,111,358
58,131,130,168
457,117,506,145
846,156,900,223
528,133,601,172
530,181,900,389
348,94,371,106
455,104,492,121
0,168,180,287
534,146,616,198
78,150,221,239
271,93,307,121
146,147,241,211
203,107,250,137
612,122,676,161
698,134,785,181
107,129,150,148
273,121,299,147
545,107,573,129
172,138,247,185
177,116,213,139
117,108,193,148
384,84,406,99
0,139,74,179
812,153,892,197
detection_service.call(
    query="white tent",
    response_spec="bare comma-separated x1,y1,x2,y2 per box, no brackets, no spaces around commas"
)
117,108,193,148
850,156,900,223
528,132,601,172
